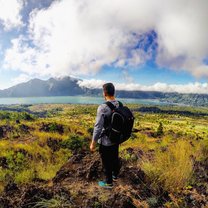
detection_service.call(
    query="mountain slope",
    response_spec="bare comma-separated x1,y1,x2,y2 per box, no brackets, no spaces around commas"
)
0,77,84,97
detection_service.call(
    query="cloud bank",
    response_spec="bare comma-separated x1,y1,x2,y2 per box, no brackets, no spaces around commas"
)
78,79,208,94
0,0,24,30
3,0,208,78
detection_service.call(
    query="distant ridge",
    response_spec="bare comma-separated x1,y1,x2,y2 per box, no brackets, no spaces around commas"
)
0,77,84,97
0,76,207,106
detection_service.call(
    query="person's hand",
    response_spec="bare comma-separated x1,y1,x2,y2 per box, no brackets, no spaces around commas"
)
90,141,96,152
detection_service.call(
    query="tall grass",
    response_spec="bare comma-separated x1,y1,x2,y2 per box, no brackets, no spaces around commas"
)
141,140,193,192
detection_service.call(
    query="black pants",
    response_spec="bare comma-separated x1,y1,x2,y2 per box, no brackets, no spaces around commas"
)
99,144,120,184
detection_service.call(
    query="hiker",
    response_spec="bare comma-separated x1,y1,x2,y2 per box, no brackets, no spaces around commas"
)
90,83,121,189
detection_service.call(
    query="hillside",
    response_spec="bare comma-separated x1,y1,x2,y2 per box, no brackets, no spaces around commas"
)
0,77,84,97
0,76,208,106
0,104,207,207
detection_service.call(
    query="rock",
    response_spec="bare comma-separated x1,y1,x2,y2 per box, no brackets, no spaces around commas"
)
84,196,101,208
0,157,8,168
19,124,31,133
47,137,61,152
160,146,168,152
0,197,13,208
120,166,146,185
4,182,19,194
15,120,20,124
20,186,53,208
86,160,101,180
39,122,64,134
53,151,102,183
0,125,13,138
105,186,138,208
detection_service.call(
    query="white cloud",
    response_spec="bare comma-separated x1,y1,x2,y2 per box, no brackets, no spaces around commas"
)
0,81,13,90
0,0,24,30
78,79,106,89
3,0,208,78
11,73,32,85
78,79,208,94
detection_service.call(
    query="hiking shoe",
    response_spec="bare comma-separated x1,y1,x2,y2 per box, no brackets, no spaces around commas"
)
112,175,118,181
98,181,113,189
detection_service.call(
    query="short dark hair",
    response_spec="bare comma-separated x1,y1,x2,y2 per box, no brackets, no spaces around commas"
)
102,83,115,96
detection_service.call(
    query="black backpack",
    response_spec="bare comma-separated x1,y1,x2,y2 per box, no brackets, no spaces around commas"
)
104,101,134,144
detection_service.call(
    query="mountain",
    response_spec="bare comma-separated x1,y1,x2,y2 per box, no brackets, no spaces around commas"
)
0,76,208,106
160,92,208,107
0,77,84,97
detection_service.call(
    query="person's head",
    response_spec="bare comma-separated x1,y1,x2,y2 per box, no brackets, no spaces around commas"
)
102,83,115,99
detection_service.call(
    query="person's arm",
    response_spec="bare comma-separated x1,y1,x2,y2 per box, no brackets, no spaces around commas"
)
90,105,105,151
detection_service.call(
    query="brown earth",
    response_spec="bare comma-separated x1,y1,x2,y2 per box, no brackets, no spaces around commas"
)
0,149,207,208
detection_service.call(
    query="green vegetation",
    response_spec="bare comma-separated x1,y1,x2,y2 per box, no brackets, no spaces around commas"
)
156,122,164,136
60,135,88,151
0,111,36,121
33,195,72,208
0,104,207,207
142,140,193,192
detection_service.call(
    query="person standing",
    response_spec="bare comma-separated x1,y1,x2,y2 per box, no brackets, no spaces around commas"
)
90,83,121,189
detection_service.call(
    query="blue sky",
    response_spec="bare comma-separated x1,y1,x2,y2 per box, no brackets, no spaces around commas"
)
89,65,207,85
0,0,208,93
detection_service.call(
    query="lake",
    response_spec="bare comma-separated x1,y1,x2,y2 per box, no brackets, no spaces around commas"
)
0,96,172,105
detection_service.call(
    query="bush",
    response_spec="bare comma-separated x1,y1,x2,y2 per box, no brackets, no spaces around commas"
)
40,122,64,134
156,122,164,137
87,127,94,135
6,151,28,172
60,135,88,151
0,111,35,121
19,112,35,121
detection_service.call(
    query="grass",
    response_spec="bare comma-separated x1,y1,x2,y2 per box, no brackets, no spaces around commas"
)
14,169,35,184
35,162,64,180
0,103,207,200
141,140,194,192
33,195,72,208
0,105,94,187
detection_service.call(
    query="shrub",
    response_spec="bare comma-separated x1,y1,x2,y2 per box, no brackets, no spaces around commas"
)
19,112,35,121
60,135,88,151
6,151,27,172
87,127,94,135
40,122,64,134
156,122,164,136
0,111,35,121
196,139,208,161
0,112,10,120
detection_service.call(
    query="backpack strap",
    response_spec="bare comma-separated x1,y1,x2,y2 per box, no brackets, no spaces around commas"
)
118,101,123,107
105,101,116,111
103,101,122,138
105,100,123,111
